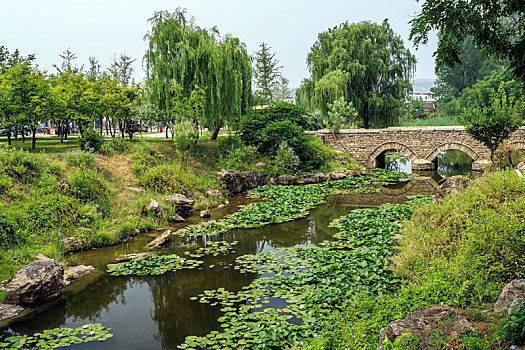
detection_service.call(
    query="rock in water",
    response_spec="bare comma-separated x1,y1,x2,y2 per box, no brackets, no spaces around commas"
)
217,169,246,196
494,279,525,314
145,229,172,249
168,214,186,223
5,260,65,305
378,306,474,350
64,265,95,281
0,304,27,325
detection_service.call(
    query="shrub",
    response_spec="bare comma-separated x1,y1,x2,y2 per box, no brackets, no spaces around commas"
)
0,203,24,249
218,145,259,172
397,170,525,304
138,164,192,194
132,144,159,176
65,151,96,176
500,302,525,346
79,129,105,153
99,137,130,156
22,193,97,236
271,141,300,175
0,148,47,183
67,171,109,203
241,103,332,172
0,174,13,194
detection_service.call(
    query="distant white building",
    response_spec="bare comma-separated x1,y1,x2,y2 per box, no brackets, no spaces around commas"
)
409,92,434,102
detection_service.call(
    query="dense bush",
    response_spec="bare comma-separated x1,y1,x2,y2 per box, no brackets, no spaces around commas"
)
99,137,130,156
500,302,525,346
0,203,24,249
218,145,259,172
132,144,159,176
79,129,105,153
67,171,110,203
0,148,47,183
397,170,525,293
139,164,192,194
22,193,97,236
240,103,332,172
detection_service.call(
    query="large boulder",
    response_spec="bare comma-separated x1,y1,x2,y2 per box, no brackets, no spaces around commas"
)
64,265,95,282
433,176,470,203
165,194,195,216
141,199,163,217
243,171,264,190
275,175,297,186
217,169,246,196
378,306,474,350
4,260,65,305
494,279,525,314
63,235,88,253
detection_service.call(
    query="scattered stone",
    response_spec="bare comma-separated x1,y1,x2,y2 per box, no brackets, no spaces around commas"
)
145,229,172,249
0,304,27,325
165,194,195,216
36,254,51,260
64,265,95,281
433,176,470,203
378,306,474,350
125,186,145,193
518,162,525,172
115,253,153,263
206,190,223,199
148,149,155,156
329,171,347,180
4,260,65,305
472,159,492,172
217,204,225,209
200,210,211,218
494,279,525,315
168,214,186,223
255,162,267,170
141,199,164,217
63,236,88,253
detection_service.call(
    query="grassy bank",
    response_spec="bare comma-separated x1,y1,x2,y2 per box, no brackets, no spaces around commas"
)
306,170,525,349
396,115,461,127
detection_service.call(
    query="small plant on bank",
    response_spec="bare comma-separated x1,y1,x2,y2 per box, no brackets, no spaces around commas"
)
271,141,300,175
461,82,522,168
500,302,525,346
65,151,95,179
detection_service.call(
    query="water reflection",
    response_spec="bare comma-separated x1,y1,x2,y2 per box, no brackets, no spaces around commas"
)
384,149,472,179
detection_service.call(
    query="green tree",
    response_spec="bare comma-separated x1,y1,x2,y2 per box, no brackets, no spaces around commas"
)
144,9,251,141
298,20,415,128
108,54,135,87
432,36,503,104
324,97,357,136
410,0,525,83
253,42,281,104
461,82,522,168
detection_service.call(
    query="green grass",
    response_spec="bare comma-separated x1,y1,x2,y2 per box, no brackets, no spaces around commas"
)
0,136,81,153
396,115,461,127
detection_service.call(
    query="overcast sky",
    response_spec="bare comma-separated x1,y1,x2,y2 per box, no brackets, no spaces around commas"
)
0,0,437,88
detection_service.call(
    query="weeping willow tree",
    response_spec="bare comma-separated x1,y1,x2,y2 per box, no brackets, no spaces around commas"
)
143,9,251,140
297,20,415,129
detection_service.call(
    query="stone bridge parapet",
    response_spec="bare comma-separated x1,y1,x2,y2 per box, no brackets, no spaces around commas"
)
309,126,525,171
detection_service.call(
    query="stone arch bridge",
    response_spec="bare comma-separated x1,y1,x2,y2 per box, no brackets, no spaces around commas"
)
309,126,525,171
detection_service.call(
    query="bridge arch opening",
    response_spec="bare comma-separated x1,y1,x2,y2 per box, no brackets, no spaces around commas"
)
367,142,417,171
431,150,473,178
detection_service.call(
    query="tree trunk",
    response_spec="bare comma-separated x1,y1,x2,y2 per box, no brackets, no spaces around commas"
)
210,120,223,141
21,129,26,143
100,119,103,136
165,126,169,139
7,130,11,146
31,127,36,149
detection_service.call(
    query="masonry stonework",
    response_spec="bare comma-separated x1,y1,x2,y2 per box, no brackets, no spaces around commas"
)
309,126,525,171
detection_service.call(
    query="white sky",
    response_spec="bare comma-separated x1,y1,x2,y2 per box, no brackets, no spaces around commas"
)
0,0,438,87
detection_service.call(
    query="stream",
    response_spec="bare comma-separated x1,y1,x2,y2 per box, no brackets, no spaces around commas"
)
0,150,472,349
